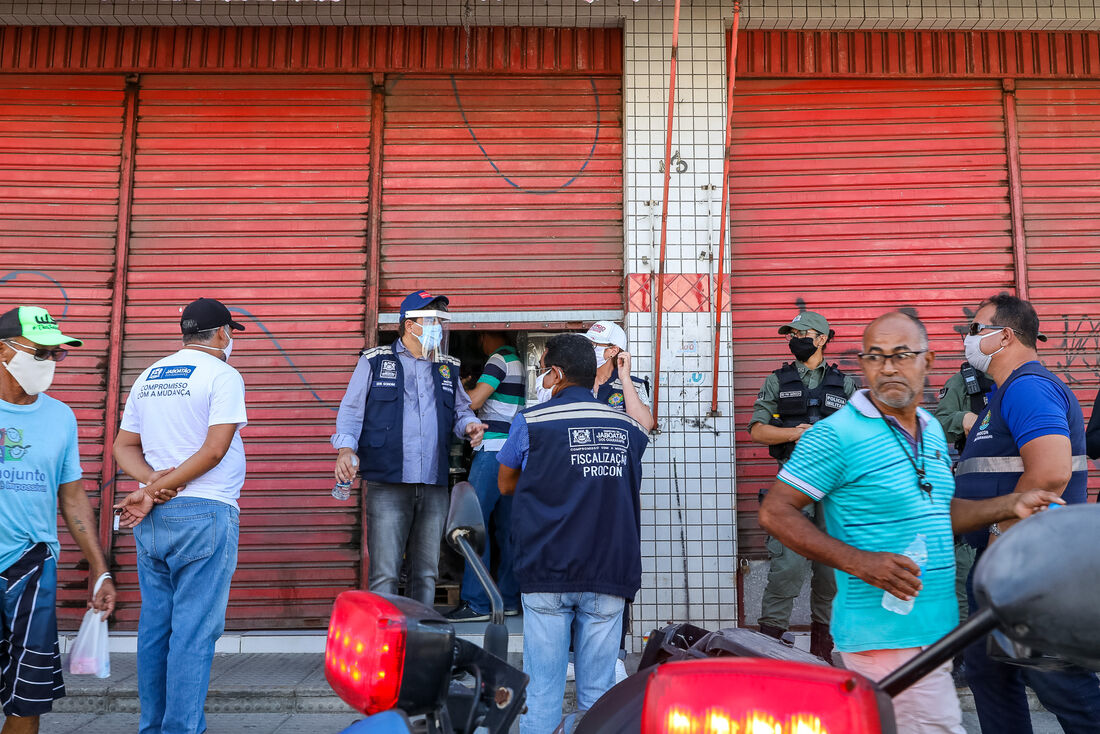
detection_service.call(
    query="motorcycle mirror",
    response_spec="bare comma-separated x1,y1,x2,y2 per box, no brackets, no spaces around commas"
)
973,504,1100,670
445,481,486,556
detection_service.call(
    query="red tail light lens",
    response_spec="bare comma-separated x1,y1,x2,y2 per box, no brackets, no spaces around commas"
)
325,591,407,715
642,658,888,734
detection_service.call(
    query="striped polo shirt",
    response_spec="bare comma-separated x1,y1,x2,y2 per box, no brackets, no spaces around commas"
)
476,345,525,452
777,390,958,653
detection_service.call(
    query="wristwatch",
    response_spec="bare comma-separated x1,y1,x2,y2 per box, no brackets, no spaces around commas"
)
989,523,1002,537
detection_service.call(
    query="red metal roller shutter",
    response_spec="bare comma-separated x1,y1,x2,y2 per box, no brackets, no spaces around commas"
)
0,74,125,625
727,79,1018,556
380,74,623,318
1015,81,1100,500
114,75,373,629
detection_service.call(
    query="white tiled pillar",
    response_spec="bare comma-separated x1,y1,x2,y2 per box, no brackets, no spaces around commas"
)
623,0,740,648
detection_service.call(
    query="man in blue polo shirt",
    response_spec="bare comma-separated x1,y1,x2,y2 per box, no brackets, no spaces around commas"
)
498,333,648,734
761,312,1062,734
332,291,487,607
954,294,1100,733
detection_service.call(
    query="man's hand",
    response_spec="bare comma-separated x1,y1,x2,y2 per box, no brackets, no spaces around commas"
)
962,411,979,436
146,467,180,504
617,351,632,379
335,448,359,483
91,576,116,616
466,422,489,448
792,423,813,441
851,550,923,601
114,489,154,529
1011,489,1065,519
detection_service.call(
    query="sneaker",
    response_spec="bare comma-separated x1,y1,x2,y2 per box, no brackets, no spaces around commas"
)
614,658,628,684
444,602,490,623
504,607,521,616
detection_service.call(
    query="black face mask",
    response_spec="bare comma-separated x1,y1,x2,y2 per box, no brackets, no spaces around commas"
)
788,336,818,363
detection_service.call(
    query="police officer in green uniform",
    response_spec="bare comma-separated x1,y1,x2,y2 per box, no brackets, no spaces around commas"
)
747,311,857,661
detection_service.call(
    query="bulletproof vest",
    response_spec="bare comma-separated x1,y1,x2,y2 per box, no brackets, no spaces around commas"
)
954,362,995,453
768,362,849,462
356,342,458,486
955,361,1089,549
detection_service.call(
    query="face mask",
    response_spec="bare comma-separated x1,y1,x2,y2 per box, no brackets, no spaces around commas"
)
964,329,1006,373
1,348,56,396
415,322,444,354
788,336,818,363
221,327,234,360
534,369,555,405
594,345,609,369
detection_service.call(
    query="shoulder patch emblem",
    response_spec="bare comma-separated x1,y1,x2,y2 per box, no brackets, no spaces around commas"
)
438,364,452,380
608,391,624,407
938,386,948,400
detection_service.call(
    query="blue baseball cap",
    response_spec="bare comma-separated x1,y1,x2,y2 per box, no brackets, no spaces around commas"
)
399,290,449,323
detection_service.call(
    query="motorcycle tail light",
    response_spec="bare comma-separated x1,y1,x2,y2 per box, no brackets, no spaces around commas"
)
325,591,408,715
642,658,891,734
325,591,456,717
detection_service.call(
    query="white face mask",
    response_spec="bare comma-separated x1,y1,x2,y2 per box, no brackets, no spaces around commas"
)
1,347,56,396
534,368,556,405
594,345,609,369
221,327,234,360
964,329,1006,373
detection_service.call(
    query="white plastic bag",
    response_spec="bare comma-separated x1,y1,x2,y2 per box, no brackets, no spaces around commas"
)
67,576,110,678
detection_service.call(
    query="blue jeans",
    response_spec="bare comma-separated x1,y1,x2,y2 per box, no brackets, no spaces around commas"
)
459,450,519,613
133,498,239,734
520,591,625,734
965,553,1100,734
366,482,448,607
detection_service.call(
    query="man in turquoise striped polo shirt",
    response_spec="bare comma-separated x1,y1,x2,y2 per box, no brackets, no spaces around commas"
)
447,331,526,621
760,312,1063,734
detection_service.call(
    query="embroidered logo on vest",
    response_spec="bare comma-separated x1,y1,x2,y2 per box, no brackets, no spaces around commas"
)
438,364,451,380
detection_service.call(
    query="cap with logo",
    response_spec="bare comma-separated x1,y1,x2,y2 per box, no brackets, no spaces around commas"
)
180,298,245,335
0,306,83,347
400,290,450,322
778,311,832,338
583,320,628,351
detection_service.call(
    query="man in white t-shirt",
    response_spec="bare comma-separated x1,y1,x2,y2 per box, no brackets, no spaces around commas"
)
113,297,247,734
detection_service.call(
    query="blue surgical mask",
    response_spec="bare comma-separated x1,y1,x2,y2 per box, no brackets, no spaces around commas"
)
416,322,443,353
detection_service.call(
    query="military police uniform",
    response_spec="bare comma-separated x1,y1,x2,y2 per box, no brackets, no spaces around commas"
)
748,312,857,658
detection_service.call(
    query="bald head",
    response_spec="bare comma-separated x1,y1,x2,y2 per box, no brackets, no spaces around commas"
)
860,312,934,412
864,312,929,353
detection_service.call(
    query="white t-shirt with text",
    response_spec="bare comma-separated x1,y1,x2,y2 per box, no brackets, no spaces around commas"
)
120,348,247,508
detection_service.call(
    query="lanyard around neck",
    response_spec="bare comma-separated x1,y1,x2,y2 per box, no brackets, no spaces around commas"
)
880,415,934,502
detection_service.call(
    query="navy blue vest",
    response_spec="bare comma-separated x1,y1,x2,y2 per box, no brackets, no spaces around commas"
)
356,342,458,487
595,367,650,412
956,361,1088,548
511,386,648,599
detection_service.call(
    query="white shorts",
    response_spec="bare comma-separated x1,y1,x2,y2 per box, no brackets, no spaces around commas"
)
840,647,965,734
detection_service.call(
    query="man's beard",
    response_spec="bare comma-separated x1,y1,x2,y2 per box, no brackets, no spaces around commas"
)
872,383,916,409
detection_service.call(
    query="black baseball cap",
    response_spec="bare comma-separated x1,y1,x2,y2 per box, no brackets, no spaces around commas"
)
180,298,244,335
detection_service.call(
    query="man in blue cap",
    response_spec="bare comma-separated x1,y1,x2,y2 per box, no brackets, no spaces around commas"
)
332,291,486,606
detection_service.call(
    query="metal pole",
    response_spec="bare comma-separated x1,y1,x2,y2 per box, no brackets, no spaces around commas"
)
709,2,741,416
650,0,683,425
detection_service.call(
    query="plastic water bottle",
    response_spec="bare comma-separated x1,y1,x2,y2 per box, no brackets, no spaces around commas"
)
332,455,359,501
882,533,927,615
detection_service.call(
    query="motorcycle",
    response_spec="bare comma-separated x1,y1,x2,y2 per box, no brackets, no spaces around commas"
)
325,486,1100,733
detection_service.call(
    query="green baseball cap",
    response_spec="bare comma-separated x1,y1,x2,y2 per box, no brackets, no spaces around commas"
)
0,306,83,347
778,311,831,337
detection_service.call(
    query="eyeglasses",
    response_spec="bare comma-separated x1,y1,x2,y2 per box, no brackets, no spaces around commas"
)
967,322,1013,337
784,329,820,341
3,340,68,362
856,350,927,366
